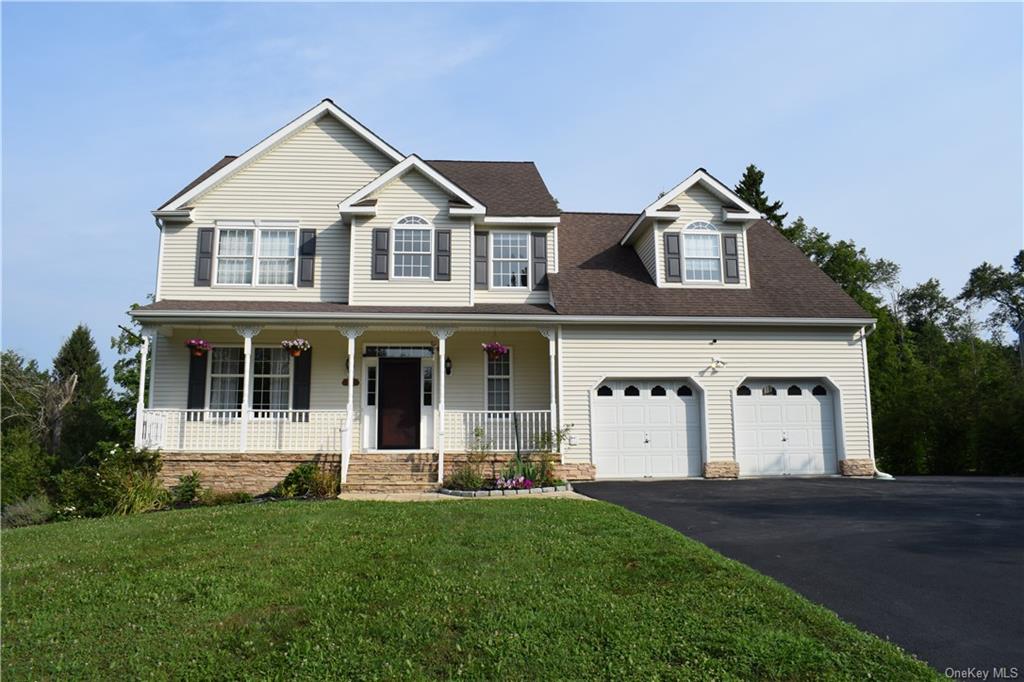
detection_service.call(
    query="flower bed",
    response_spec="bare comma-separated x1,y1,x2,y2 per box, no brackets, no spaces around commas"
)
439,483,572,498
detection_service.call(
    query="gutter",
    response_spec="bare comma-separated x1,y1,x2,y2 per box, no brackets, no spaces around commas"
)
859,322,893,480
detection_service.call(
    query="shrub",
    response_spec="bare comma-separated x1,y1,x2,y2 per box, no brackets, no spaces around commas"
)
1,495,54,528
170,472,202,506
0,428,54,506
198,489,253,506
271,463,338,498
443,465,484,491
55,442,167,517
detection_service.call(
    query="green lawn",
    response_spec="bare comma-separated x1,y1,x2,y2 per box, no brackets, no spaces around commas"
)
2,499,935,680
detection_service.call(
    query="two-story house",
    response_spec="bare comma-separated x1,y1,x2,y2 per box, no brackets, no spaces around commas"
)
132,99,878,492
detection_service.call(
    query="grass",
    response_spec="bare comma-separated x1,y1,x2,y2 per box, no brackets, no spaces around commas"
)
1,499,936,680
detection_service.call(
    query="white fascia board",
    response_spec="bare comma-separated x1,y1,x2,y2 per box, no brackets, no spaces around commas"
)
621,169,764,245
722,207,761,222
450,207,487,217
337,205,378,216
151,209,193,223
158,100,405,211
481,216,560,225
337,155,486,216
130,308,874,328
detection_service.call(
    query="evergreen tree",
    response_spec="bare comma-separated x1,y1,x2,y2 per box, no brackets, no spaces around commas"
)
734,164,788,227
52,324,111,467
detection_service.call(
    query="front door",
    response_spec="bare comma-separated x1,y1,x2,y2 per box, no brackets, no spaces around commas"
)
377,358,421,449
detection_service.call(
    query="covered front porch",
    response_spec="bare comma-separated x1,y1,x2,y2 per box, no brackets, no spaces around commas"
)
134,323,561,483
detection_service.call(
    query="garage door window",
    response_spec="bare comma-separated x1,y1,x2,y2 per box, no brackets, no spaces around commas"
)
650,385,666,396
737,385,751,396
812,385,828,396
624,385,640,397
787,385,802,396
677,385,693,397
597,385,613,397
761,386,777,396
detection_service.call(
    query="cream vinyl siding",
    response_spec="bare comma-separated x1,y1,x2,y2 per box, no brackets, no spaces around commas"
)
652,185,750,288
158,115,395,302
350,170,472,306
558,326,871,468
474,229,555,305
634,224,658,282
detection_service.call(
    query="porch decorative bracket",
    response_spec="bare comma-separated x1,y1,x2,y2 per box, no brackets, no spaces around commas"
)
233,325,263,339
428,326,455,341
336,326,367,340
538,327,557,341
138,325,157,341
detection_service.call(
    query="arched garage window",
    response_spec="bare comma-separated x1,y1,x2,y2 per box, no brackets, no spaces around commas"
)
812,385,828,396
736,385,751,396
650,385,666,396
624,385,640,397
762,386,778,396
597,385,613,397
677,385,693,396
787,385,802,396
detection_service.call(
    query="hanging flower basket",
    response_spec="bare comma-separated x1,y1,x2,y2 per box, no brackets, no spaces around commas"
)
481,341,509,362
185,338,211,357
281,338,311,357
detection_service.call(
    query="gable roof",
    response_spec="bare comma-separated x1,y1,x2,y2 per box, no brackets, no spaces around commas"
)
426,161,559,217
620,168,762,245
338,155,485,216
157,99,404,211
549,212,871,320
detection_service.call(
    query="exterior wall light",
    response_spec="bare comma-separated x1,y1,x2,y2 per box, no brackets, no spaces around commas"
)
445,357,453,375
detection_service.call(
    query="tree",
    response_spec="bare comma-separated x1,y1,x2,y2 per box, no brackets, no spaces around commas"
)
104,303,150,443
52,325,111,467
734,164,788,228
897,279,963,337
960,250,1024,366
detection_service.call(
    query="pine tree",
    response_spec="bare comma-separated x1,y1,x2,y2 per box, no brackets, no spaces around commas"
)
52,324,111,466
734,164,788,228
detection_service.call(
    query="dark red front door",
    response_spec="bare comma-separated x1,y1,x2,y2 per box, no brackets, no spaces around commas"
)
377,359,420,449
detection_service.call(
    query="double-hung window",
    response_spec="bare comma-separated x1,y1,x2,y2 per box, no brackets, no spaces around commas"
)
209,348,245,413
485,351,512,412
683,221,722,282
393,216,431,278
491,232,529,288
215,223,298,286
252,347,291,414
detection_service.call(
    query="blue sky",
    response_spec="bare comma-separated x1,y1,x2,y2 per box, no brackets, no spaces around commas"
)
3,2,1021,370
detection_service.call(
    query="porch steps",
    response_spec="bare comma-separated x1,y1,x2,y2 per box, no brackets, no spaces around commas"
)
342,452,440,492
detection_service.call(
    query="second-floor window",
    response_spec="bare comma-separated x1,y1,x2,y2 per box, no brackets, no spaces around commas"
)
215,225,298,286
393,215,432,279
492,232,529,288
683,221,721,282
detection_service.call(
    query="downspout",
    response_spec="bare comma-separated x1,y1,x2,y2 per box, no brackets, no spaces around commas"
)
860,323,892,480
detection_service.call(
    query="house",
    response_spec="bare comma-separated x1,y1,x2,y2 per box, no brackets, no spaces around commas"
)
131,99,878,493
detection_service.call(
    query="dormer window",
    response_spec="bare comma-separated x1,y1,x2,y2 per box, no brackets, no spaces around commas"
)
393,215,432,279
683,221,721,282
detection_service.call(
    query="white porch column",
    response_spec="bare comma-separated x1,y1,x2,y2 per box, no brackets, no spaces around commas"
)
234,325,263,453
337,326,366,483
133,328,153,448
540,328,558,449
429,327,455,483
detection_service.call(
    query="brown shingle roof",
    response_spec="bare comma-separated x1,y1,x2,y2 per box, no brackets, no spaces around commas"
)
427,160,559,217
133,300,556,317
161,155,237,209
547,213,871,319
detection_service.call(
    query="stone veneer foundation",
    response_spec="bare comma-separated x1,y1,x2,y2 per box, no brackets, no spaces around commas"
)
839,458,875,477
444,453,596,482
703,460,740,479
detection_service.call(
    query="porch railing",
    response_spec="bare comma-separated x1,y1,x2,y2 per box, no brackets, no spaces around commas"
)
444,410,552,453
137,409,346,452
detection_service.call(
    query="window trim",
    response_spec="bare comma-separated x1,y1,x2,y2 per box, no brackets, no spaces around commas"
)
211,220,300,289
488,230,532,290
483,347,514,411
204,344,294,413
390,215,433,280
681,221,723,284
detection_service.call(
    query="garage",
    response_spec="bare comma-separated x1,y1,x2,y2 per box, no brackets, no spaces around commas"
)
592,380,703,479
734,380,839,476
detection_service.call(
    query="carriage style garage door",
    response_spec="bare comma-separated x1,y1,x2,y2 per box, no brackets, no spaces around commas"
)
734,380,838,476
592,380,702,479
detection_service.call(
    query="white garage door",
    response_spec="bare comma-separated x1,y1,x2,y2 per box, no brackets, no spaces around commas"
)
592,380,702,479
734,380,838,476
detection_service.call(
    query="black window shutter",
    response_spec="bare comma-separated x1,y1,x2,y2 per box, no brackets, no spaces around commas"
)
474,232,489,289
194,228,215,286
531,232,548,290
291,349,312,422
186,351,208,420
435,229,451,281
371,228,389,280
298,229,316,287
664,232,682,282
722,234,740,283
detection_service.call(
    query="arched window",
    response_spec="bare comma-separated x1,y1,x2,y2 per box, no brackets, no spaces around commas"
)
624,385,640,397
650,385,666,396
762,385,777,396
683,221,721,282
677,385,693,397
597,385,613,397
812,385,828,396
787,385,802,396
737,385,751,396
393,215,432,278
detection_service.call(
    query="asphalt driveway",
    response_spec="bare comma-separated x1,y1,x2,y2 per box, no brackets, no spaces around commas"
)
574,477,1024,673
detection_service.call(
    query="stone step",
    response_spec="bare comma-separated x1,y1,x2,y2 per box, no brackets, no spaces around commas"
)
350,453,437,464
346,474,438,484
341,482,439,493
346,464,438,475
